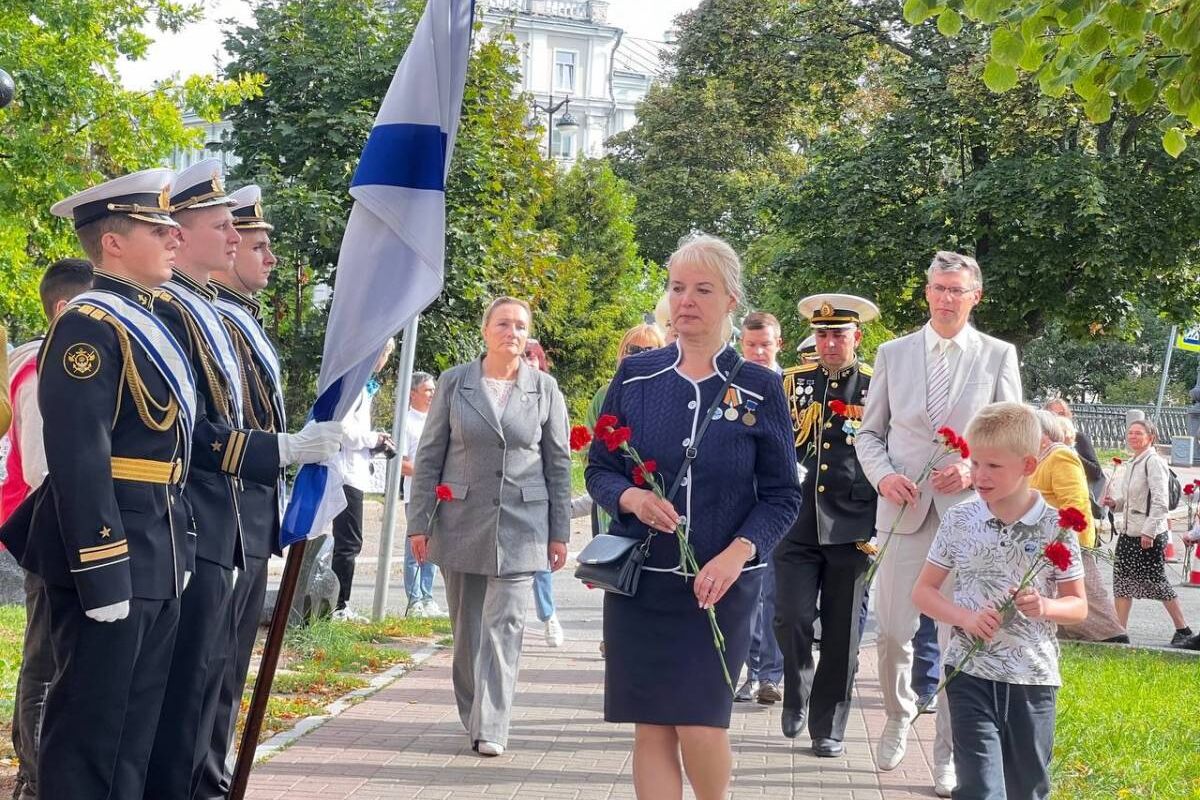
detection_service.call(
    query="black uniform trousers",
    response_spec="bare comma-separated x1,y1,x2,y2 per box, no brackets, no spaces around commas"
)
194,554,269,799
331,485,365,610
773,531,869,741
143,558,233,799
12,572,54,800
39,586,179,800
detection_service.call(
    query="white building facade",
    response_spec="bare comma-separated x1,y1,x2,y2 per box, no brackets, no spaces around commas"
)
482,0,663,161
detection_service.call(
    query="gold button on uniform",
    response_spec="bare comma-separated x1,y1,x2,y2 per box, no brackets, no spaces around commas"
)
824,422,832,429
831,381,839,387
820,464,828,471
817,485,826,493
823,442,831,450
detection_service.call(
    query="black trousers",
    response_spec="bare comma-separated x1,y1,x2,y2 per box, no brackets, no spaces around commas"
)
194,555,269,799
39,586,179,800
331,485,365,609
772,533,869,740
12,572,54,800
143,559,233,800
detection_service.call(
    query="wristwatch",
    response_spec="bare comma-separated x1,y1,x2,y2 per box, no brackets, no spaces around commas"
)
736,536,757,561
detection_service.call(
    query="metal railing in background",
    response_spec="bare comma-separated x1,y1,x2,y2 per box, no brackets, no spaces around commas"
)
1071,403,1191,449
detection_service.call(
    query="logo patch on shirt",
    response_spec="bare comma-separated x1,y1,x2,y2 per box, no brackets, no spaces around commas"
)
64,343,101,379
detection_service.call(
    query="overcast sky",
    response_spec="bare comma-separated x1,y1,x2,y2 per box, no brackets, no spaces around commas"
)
117,0,700,88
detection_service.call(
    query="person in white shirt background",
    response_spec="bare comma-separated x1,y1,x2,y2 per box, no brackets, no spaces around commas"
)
331,338,397,622
402,372,441,617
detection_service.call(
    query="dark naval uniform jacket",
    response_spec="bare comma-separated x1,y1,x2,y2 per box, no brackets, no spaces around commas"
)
214,283,284,558
2,271,191,609
154,270,280,570
783,359,877,546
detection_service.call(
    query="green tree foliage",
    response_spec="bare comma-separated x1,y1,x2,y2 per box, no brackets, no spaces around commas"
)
0,0,261,337
224,1,650,420
536,159,662,418
906,0,1200,156
741,1,1200,348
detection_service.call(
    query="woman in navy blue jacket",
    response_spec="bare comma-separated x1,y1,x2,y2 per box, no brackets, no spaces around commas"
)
585,233,801,800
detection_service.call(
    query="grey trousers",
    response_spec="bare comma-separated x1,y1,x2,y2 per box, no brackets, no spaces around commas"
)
12,572,54,800
442,569,533,749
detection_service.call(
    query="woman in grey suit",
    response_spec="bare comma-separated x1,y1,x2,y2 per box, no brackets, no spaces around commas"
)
408,296,572,757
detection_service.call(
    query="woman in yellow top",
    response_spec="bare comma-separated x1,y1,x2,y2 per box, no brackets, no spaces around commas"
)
1031,409,1126,643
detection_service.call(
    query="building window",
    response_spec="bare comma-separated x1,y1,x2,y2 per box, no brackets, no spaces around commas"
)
551,128,577,159
554,50,577,93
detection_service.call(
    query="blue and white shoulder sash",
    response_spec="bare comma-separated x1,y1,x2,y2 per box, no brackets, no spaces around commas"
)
215,297,287,431
164,279,245,427
70,289,199,468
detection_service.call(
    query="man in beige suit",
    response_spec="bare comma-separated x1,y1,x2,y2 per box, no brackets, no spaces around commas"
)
855,252,1022,797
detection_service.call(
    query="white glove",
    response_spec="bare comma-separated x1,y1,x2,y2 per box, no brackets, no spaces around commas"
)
183,571,192,591
85,600,130,623
278,421,344,466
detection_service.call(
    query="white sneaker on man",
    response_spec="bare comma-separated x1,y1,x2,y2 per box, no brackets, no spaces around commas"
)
476,741,504,757
875,718,910,771
332,606,368,623
933,763,956,797
420,599,444,617
544,613,564,647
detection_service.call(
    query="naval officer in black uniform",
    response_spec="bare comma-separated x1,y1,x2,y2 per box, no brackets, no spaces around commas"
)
197,184,289,799
0,169,197,798
772,294,880,756
145,161,342,799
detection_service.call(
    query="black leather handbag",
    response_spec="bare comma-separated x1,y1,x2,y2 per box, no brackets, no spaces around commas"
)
574,359,744,596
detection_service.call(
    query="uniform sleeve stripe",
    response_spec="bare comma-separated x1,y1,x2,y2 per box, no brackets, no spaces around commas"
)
78,541,129,563
71,556,131,573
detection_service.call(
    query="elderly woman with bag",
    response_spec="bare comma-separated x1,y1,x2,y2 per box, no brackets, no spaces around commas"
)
585,234,801,800
408,297,572,757
1030,410,1127,643
1101,419,1194,646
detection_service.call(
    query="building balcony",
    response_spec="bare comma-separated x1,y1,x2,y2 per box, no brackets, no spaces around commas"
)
486,0,608,24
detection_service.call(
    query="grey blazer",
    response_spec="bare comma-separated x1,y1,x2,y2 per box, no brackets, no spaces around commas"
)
407,358,572,576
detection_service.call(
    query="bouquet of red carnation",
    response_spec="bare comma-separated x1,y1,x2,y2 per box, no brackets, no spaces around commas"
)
864,427,970,585
918,507,1082,712
593,413,733,692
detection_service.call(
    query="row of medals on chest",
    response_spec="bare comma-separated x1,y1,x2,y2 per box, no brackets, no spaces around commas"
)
796,381,861,446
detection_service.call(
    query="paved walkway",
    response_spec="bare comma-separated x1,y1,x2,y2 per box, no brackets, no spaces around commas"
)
248,531,941,799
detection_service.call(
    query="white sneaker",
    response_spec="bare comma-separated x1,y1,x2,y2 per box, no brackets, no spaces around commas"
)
420,599,444,616
875,718,910,771
933,763,956,797
476,740,504,756
332,606,368,623
544,613,564,647
406,601,428,619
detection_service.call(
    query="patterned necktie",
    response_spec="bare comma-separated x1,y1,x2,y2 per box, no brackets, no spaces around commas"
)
927,340,951,425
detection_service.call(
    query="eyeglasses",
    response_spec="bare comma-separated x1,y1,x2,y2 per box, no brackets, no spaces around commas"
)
624,344,654,356
928,285,977,298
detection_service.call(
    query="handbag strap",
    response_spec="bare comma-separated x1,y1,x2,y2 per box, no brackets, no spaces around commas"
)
641,357,745,546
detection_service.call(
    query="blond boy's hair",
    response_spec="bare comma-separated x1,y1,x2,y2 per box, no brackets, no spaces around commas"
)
965,402,1040,459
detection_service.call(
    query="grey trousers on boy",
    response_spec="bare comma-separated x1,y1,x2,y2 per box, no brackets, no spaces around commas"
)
946,670,1056,800
442,569,533,749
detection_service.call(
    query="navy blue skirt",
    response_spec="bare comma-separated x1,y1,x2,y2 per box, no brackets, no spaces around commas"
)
603,567,763,728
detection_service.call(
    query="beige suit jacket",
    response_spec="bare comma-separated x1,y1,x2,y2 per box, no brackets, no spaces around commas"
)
854,324,1023,533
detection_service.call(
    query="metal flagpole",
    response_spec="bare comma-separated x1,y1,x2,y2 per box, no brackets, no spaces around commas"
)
373,315,420,620
1154,325,1178,428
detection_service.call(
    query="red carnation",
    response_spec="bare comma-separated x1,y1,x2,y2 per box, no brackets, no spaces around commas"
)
435,484,454,502
828,399,848,416
570,425,593,451
937,426,961,450
1187,483,1197,496
1044,540,1073,571
632,459,657,487
1193,479,1200,488
1112,457,1122,466
1057,506,1087,534
957,440,970,459
605,426,632,452
595,414,619,439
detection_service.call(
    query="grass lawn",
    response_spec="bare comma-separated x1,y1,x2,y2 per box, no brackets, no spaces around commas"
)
1054,643,1199,799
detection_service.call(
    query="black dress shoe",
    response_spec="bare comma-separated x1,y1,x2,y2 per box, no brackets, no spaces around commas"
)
781,707,806,739
812,738,844,757
1173,632,1200,650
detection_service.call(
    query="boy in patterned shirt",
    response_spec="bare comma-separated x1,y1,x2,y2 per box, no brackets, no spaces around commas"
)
913,402,1087,800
